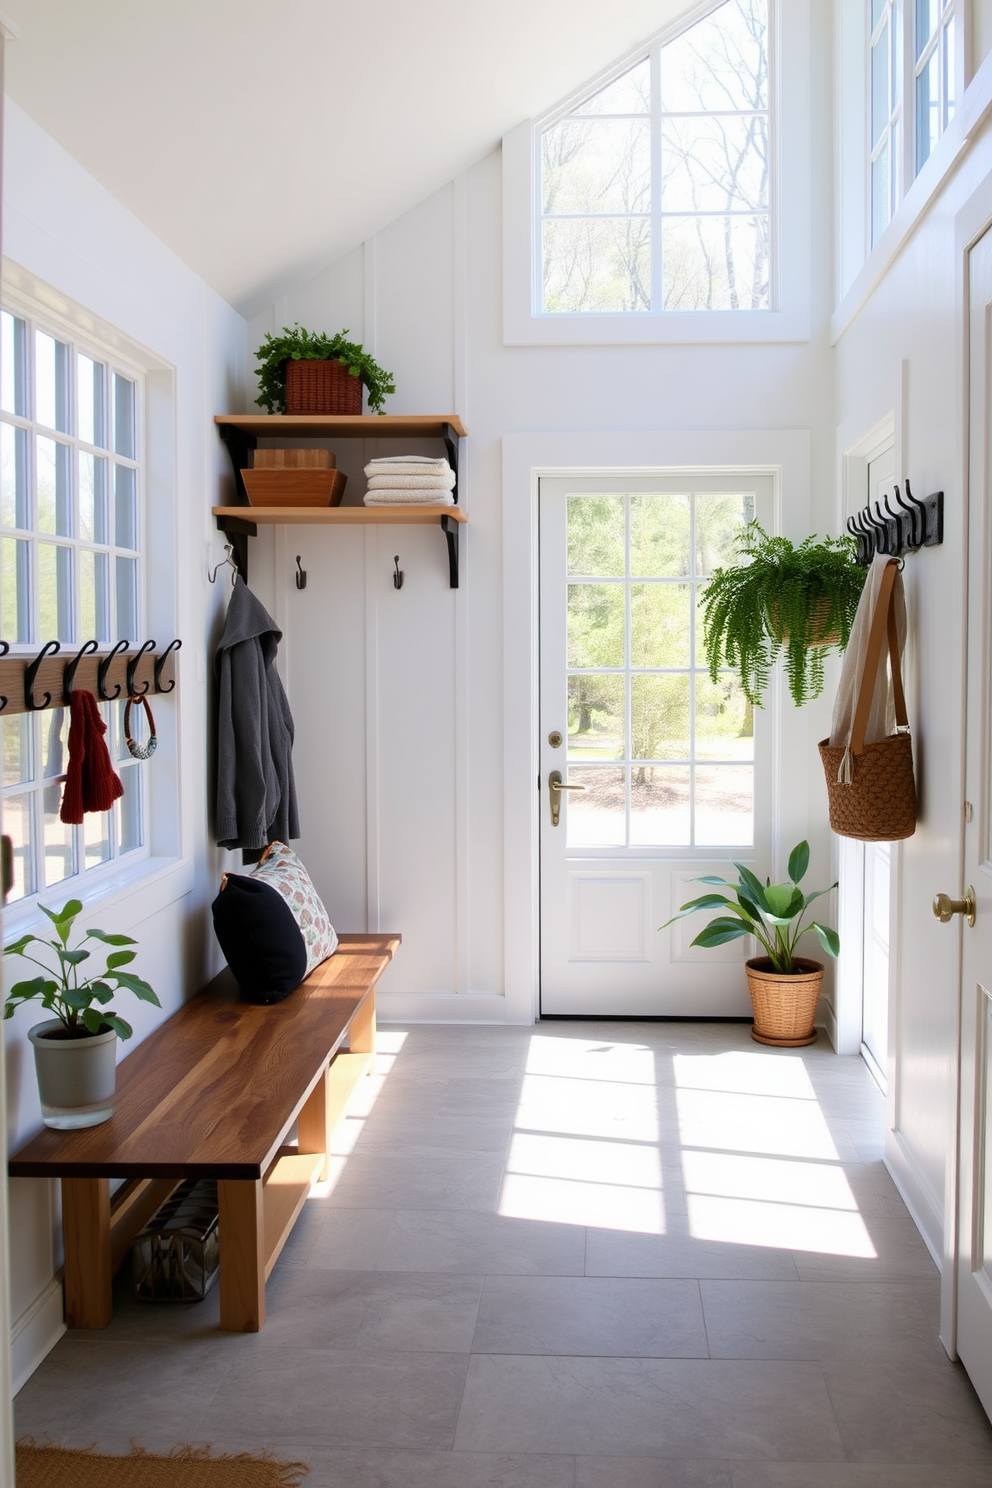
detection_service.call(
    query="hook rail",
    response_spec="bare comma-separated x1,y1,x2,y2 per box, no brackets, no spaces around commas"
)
847,479,943,566
0,639,181,717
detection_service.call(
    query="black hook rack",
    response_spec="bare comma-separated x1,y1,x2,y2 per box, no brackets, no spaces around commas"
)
98,640,130,700
393,555,404,590
0,640,8,713
295,556,307,591
63,639,99,698
154,638,182,693
126,639,156,697
24,641,61,710
847,479,943,566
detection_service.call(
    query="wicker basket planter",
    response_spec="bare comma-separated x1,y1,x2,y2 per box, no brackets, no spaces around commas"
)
284,358,363,415
745,956,824,1048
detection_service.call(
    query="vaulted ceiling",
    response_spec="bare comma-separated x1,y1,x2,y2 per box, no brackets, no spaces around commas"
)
4,0,688,317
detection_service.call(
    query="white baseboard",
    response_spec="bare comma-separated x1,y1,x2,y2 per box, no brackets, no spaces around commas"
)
377,992,521,1024
10,1278,63,1396
884,1128,943,1269
817,997,837,1051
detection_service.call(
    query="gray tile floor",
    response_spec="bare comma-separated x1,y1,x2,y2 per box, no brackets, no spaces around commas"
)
15,1021,992,1486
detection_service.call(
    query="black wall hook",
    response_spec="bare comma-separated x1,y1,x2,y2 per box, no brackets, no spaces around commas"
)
126,639,156,697
393,555,404,590
24,640,61,711
295,556,307,591
98,639,129,700
154,638,182,693
63,638,99,698
0,639,9,713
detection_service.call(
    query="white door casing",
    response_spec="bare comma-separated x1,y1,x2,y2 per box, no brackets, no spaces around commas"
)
538,471,774,1017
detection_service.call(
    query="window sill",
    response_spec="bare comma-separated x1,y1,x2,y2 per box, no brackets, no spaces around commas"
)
832,46,992,344
3,855,193,941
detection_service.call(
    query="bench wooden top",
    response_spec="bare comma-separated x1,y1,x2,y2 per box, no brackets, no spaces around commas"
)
8,933,399,1183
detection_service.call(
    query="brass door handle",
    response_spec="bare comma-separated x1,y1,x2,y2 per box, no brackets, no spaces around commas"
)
933,888,976,927
548,769,585,827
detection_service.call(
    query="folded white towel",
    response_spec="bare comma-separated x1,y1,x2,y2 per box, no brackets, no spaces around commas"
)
367,471,456,491
364,490,455,506
364,460,454,480
367,454,450,469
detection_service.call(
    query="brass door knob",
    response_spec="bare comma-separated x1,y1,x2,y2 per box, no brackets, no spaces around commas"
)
548,769,586,827
932,888,976,927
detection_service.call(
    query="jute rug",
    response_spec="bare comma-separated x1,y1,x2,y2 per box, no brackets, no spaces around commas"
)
15,1441,309,1486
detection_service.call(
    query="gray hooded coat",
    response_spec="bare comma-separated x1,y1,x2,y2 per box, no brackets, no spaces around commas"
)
215,578,299,857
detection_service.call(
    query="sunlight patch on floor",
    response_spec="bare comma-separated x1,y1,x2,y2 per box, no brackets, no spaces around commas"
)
513,1073,660,1142
675,1087,841,1161
674,1050,820,1100
499,1173,666,1233
524,1034,658,1085
687,1192,877,1255
310,1031,408,1196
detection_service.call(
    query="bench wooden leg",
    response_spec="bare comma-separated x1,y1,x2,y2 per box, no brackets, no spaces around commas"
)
217,1178,265,1332
62,1178,112,1330
349,986,376,1055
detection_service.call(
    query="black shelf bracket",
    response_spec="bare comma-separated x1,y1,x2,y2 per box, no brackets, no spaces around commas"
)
441,515,459,588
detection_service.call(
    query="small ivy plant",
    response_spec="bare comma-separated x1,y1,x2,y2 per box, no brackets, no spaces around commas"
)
700,523,866,708
253,324,396,415
4,899,160,1040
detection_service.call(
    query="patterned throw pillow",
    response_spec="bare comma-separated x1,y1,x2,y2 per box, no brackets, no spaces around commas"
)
252,841,338,975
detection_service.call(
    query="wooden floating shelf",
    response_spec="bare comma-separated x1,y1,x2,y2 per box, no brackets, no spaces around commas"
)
215,414,467,439
212,505,467,526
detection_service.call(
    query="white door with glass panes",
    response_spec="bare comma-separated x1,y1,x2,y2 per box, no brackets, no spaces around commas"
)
539,474,772,1016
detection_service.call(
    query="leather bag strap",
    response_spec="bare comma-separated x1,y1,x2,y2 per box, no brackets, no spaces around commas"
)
850,560,906,755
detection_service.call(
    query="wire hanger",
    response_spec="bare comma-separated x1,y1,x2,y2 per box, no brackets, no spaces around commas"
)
208,544,239,586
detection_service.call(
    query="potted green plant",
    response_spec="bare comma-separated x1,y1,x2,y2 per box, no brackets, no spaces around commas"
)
254,324,396,416
660,841,839,1047
701,523,866,707
4,899,160,1129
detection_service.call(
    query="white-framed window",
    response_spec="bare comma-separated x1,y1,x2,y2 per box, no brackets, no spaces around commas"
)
540,0,770,316
867,0,960,248
503,0,811,345
0,303,150,904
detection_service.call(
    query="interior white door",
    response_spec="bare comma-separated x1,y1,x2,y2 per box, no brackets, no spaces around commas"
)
538,473,772,1016
956,223,992,1413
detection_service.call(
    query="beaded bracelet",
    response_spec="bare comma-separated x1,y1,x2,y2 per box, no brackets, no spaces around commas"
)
124,693,157,761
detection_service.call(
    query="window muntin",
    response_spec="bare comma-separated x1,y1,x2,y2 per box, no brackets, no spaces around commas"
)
0,307,148,904
565,489,755,849
539,0,771,316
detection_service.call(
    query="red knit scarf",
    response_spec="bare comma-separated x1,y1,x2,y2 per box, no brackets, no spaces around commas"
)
59,690,125,825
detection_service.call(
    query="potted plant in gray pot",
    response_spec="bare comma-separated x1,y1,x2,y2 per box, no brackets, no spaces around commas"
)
4,899,160,1128
660,841,839,1047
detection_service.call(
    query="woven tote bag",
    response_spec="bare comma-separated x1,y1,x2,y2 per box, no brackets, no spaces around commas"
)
818,558,917,841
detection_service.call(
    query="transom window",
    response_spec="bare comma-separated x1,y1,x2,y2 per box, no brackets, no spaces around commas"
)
0,306,147,903
539,0,771,315
564,488,755,849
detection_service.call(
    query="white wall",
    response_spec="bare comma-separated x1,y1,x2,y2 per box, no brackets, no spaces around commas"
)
831,39,992,1346
246,0,839,1025
2,100,246,1389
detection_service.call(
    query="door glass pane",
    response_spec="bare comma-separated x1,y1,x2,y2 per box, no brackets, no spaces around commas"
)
631,583,691,668
565,765,625,847
632,674,691,761
696,493,751,573
631,765,691,846
695,675,754,761
695,764,754,846
568,584,624,668
3,793,33,901
630,494,690,576
1,424,28,528
568,674,625,757
568,495,624,576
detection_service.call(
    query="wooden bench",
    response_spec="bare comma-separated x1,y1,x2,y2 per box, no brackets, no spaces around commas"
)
8,932,400,1333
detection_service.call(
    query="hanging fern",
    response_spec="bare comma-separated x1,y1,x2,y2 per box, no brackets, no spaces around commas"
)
700,523,866,708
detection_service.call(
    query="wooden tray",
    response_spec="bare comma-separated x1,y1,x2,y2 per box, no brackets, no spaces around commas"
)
252,448,334,469
241,468,347,507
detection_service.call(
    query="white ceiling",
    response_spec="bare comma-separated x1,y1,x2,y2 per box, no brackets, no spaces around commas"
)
4,0,687,318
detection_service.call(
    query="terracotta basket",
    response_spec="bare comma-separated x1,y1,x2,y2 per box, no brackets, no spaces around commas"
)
745,956,824,1047
284,359,363,415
